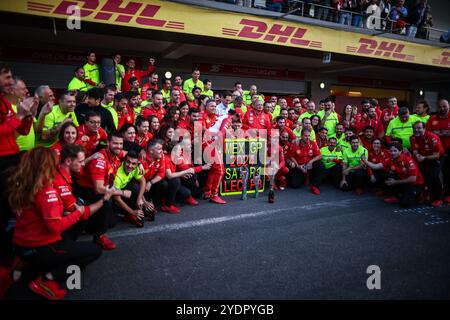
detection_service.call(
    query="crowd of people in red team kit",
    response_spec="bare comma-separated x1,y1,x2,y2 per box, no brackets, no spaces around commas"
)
0,52,449,299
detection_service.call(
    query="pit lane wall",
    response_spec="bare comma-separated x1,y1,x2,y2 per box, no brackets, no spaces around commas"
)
1,0,449,69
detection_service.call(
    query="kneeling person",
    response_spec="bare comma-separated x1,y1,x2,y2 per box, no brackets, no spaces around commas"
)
114,151,155,227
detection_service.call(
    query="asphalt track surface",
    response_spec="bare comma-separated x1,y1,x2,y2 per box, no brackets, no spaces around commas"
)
7,186,450,300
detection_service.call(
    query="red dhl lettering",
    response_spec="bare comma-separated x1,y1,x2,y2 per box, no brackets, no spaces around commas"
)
352,38,414,61
48,0,184,29
231,19,320,48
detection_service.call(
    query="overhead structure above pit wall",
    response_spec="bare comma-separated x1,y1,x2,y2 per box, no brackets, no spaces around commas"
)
0,0,448,108
0,0,448,69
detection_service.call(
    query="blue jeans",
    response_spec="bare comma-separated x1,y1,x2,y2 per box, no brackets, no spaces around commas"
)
339,12,351,26
406,25,418,37
352,14,363,28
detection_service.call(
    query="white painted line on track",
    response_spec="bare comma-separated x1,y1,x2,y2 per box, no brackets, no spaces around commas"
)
108,197,375,239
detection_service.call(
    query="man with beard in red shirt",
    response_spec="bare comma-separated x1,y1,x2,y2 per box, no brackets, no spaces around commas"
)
74,133,128,250
122,57,155,93
426,99,450,203
358,106,384,138
172,75,186,102
273,116,296,141
141,91,166,122
287,129,324,195
364,141,424,207
140,72,159,101
410,121,445,207
381,96,399,131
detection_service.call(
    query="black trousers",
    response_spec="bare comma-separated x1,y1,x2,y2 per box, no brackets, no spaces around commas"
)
14,237,102,283
316,164,342,188
181,174,201,198
369,170,387,189
443,150,450,196
165,178,181,206
385,173,423,208
113,181,140,215
0,153,23,265
341,168,368,191
71,185,112,239
145,180,168,205
419,158,443,201
288,161,325,189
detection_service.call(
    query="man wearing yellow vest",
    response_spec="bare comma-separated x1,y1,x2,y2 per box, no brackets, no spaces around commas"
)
39,91,78,148
318,137,343,188
386,107,418,149
113,53,125,92
7,77,36,151
83,51,101,89
317,97,341,137
183,68,204,102
68,67,89,92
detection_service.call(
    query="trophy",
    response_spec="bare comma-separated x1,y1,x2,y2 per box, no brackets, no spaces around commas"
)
268,167,276,204
240,166,249,200
254,171,261,199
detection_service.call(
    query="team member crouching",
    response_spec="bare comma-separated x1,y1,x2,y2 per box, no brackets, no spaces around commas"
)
363,142,424,207
8,148,111,300
113,151,156,227
168,140,212,205
317,137,343,188
143,139,176,213
287,129,324,195
340,136,369,195
410,121,445,207
367,138,390,192
74,133,128,250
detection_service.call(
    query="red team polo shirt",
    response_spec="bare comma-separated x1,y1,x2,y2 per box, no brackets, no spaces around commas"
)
410,131,445,157
77,148,122,189
135,132,153,150
382,153,424,185
426,114,450,150
381,106,399,130
242,110,271,130
141,105,166,122
143,154,166,181
77,125,108,157
289,140,321,165
0,94,33,157
13,186,83,247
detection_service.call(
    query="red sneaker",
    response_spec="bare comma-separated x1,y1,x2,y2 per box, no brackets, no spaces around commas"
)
185,196,199,206
29,277,67,300
431,200,444,207
384,196,400,204
168,205,180,214
203,191,211,200
310,186,320,195
210,195,227,204
96,234,117,250
0,264,14,299
355,188,364,195
125,214,144,228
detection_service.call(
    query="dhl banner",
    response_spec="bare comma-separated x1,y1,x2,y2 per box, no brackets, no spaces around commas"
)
1,0,449,68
